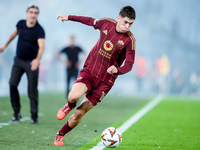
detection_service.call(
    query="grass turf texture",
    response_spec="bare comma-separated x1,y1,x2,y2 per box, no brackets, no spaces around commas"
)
80,96,200,150
0,92,148,150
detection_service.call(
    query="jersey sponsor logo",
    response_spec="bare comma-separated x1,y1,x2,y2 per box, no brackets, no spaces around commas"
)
103,30,107,35
99,49,111,59
117,40,124,47
104,40,113,51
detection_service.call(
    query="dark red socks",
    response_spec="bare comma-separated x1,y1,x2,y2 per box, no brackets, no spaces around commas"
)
68,101,76,109
59,121,73,136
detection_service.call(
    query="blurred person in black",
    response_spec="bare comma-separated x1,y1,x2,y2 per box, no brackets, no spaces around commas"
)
0,5,45,124
56,36,84,98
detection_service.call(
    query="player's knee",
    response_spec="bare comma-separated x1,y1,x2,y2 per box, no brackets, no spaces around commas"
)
68,92,81,102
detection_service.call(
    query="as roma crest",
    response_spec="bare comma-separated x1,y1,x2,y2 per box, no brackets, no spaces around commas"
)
104,40,113,51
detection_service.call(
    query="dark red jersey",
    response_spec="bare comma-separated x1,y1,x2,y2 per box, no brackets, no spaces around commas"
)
68,15,136,85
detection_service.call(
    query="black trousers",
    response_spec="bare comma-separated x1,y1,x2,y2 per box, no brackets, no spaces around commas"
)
66,68,78,97
9,57,39,119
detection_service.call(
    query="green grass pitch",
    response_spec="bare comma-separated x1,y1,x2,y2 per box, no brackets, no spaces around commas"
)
0,93,200,150
0,92,148,150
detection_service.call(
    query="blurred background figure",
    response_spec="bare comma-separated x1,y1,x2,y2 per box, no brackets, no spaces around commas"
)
170,69,184,94
189,71,200,96
155,54,170,94
0,4,45,124
56,36,85,98
132,55,146,94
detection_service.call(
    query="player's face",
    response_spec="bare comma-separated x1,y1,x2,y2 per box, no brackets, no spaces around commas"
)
116,16,134,33
26,8,39,24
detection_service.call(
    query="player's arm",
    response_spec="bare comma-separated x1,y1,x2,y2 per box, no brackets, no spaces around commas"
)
116,40,136,75
116,57,134,75
108,38,135,75
0,28,18,53
57,15,96,27
107,60,134,75
30,38,45,71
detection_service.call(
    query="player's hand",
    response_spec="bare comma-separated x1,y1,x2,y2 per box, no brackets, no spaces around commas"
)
30,59,40,71
57,15,69,22
107,65,118,74
0,45,6,53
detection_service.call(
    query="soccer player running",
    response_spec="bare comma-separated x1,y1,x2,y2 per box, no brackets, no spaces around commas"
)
0,5,45,124
54,5,136,145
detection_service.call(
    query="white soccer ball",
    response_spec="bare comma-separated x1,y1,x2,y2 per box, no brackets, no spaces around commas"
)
101,127,122,148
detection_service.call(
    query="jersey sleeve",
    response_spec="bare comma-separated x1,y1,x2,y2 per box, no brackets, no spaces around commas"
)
93,18,106,29
117,36,136,75
68,15,108,30
68,15,96,27
93,17,115,30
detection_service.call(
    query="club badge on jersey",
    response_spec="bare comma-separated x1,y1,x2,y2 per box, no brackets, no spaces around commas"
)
104,40,113,51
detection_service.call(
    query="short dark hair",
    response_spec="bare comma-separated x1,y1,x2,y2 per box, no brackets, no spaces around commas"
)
26,4,39,13
119,6,136,20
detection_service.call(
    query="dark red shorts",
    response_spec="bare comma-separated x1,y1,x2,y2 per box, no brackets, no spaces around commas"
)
75,69,112,106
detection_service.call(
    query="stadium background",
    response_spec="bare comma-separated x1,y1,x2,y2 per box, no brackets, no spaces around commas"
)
0,0,200,97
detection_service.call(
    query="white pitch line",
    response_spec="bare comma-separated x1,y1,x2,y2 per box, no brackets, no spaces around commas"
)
90,94,164,150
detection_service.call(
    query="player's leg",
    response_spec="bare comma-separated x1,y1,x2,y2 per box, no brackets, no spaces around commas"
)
68,82,87,103
57,82,87,120
25,60,39,124
9,57,24,121
54,97,94,145
68,97,94,128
